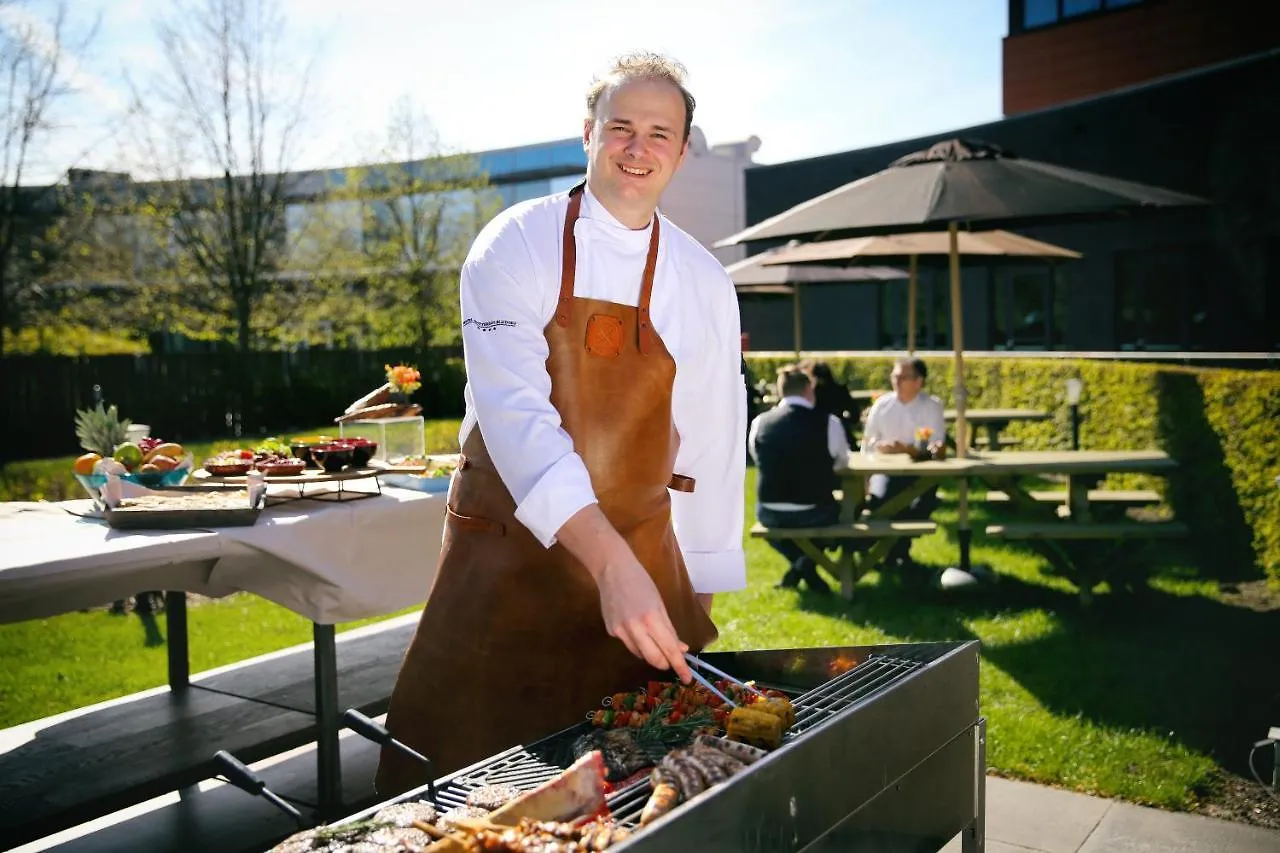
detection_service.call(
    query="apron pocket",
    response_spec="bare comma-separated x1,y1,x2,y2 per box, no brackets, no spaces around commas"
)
446,504,506,536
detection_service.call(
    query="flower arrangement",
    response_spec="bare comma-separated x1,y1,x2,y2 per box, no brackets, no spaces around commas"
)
914,426,934,443
385,363,422,396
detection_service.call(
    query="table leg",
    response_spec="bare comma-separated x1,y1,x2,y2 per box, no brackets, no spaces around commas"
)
840,474,869,523
314,622,342,817
165,591,189,691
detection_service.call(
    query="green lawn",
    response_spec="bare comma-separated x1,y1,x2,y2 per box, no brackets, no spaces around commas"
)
1,426,1272,817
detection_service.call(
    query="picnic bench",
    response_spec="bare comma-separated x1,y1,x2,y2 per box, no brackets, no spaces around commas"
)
750,519,938,599
839,450,1185,603
944,408,1048,450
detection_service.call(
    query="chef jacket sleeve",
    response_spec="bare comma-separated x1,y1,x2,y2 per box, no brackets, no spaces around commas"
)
459,227,597,548
669,266,747,594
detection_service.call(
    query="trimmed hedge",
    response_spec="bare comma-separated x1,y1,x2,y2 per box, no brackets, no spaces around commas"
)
747,355,1280,588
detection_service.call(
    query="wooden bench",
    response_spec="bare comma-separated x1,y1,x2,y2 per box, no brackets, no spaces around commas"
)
983,489,1161,508
984,521,1187,540
0,614,418,848
972,435,1023,449
751,520,938,599
984,520,1188,603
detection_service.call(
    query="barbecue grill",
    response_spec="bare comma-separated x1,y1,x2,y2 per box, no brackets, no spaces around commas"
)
308,641,983,852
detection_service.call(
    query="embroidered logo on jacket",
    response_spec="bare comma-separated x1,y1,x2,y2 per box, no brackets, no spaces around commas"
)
463,318,517,332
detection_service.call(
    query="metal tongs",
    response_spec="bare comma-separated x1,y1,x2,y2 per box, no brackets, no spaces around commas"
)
683,652,767,708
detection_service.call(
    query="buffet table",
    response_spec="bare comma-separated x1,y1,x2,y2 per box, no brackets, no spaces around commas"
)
0,485,447,820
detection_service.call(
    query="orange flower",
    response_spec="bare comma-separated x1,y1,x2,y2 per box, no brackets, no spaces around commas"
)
914,426,934,442
385,363,422,395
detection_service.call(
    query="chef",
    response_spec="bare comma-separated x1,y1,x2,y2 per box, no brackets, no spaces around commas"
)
377,51,747,793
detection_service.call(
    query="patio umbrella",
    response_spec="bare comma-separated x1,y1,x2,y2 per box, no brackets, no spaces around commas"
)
716,138,1209,573
726,243,907,353
759,229,1081,353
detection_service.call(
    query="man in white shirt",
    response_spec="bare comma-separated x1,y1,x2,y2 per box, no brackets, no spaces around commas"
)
379,52,746,791
748,366,851,594
860,357,947,570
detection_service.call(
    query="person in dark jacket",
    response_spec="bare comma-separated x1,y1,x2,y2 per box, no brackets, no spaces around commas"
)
800,359,859,446
748,365,852,593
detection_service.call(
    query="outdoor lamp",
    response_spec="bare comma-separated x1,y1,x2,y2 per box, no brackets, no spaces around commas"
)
1065,378,1084,450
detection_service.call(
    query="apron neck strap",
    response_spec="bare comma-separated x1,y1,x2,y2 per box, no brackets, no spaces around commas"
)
557,183,661,355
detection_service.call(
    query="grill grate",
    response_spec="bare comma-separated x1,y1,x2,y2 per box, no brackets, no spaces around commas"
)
387,651,926,829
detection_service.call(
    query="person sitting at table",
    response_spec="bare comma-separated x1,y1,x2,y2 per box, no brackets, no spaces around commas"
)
860,357,947,573
748,365,851,594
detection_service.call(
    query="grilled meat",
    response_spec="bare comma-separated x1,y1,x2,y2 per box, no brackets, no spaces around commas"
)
462,817,629,852
439,805,496,829
571,728,652,781
372,800,439,828
693,733,768,765
465,783,519,811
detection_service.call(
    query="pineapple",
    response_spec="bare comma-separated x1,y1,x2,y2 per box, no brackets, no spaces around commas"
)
75,402,132,457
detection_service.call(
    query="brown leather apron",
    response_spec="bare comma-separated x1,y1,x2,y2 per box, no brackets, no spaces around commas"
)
376,185,718,794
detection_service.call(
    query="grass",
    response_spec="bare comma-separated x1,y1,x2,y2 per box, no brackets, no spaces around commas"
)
1,428,1274,816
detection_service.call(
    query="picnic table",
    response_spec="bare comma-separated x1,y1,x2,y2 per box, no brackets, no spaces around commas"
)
753,450,1183,601
943,408,1050,449
0,482,447,840
845,450,1184,601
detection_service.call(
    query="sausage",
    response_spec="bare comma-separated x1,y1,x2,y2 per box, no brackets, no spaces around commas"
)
694,734,769,765
639,781,681,826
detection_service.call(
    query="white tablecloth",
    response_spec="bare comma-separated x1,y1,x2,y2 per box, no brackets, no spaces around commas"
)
0,486,447,625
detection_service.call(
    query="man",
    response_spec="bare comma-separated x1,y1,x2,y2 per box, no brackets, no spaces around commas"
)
748,366,851,594
860,357,947,570
377,53,746,793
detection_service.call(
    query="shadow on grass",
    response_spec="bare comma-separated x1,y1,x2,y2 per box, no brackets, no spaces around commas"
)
795,563,1280,780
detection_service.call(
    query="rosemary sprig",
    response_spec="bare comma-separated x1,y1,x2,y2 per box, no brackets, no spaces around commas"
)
309,817,396,843
632,701,716,753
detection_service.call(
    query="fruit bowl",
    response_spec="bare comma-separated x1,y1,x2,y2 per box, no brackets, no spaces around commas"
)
76,467,192,491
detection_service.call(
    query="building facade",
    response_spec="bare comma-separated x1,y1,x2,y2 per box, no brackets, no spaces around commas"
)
738,4,1279,355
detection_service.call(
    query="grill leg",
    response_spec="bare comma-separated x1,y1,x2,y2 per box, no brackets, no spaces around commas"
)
314,622,342,817
964,717,987,853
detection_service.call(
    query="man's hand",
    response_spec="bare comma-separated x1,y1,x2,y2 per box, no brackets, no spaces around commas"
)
556,504,693,683
593,557,693,682
876,440,910,455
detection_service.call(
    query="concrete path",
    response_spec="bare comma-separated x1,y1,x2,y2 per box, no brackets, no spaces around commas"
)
942,776,1280,853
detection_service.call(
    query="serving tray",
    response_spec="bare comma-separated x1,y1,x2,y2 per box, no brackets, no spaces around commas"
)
100,487,261,530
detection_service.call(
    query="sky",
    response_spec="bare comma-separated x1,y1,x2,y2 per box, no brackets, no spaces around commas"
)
11,0,1008,183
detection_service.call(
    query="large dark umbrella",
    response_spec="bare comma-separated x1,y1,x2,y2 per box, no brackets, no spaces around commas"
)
726,243,906,353
716,138,1209,574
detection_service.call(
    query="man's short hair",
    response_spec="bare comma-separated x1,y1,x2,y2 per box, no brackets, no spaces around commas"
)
895,357,928,381
586,51,696,142
777,364,812,398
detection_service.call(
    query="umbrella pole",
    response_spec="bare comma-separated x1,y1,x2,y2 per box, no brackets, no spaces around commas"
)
948,222,972,574
907,255,918,354
792,285,802,356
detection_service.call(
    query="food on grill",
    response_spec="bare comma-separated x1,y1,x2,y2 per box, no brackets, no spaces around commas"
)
459,817,629,852
692,733,767,765
725,706,784,750
749,695,797,728
638,738,753,826
571,728,653,781
639,779,680,826
373,800,440,827
439,805,495,829
465,784,519,810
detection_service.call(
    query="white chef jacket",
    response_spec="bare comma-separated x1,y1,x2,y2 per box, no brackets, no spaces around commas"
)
747,396,850,511
860,392,948,499
457,186,747,593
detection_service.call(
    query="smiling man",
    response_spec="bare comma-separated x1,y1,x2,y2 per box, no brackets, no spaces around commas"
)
377,52,747,792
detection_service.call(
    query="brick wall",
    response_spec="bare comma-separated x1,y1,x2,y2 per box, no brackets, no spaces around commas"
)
1003,0,1279,115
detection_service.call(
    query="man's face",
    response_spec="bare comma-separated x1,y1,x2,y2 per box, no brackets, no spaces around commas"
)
583,76,688,223
891,364,923,402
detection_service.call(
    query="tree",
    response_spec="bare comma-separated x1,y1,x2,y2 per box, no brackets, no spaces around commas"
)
313,98,499,349
0,0,88,354
126,0,311,354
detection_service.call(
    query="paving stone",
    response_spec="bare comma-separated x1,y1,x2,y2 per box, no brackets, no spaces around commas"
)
1079,800,1280,853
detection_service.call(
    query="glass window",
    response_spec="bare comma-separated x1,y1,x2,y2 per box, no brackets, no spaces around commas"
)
879,282,908,349
1063,0,1101,16
1105,0,1141,7
1023,0,1059,29
548,173,585,194
1114,247,1193,350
